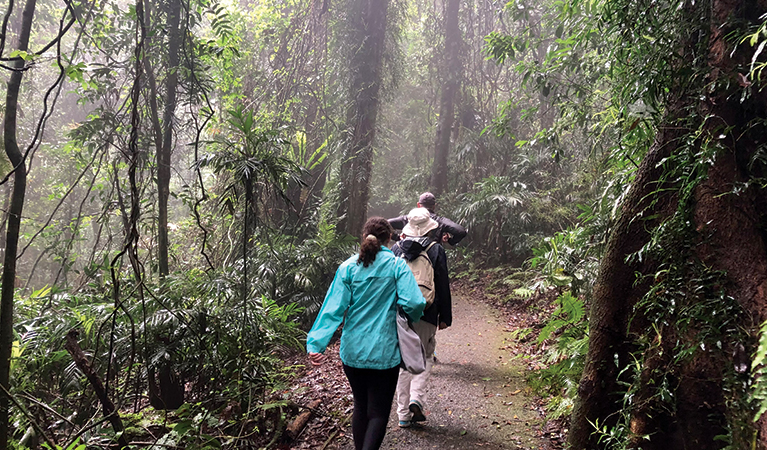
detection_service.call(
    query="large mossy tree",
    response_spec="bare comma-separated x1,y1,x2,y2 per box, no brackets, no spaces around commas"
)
563,0,767,448
489,0,767,446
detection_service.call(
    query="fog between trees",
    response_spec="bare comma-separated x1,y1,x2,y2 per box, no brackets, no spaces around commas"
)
0,0,766,449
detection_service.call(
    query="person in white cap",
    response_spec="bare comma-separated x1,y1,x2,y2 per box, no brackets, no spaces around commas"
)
388,192,467,247
391,207,452,428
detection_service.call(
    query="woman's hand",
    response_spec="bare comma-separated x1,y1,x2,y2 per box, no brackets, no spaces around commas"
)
308,352,326,366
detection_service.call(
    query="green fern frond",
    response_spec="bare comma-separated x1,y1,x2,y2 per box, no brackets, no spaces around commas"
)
513,287,535,298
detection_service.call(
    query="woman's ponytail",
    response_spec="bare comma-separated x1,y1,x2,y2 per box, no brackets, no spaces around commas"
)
358,217,393,267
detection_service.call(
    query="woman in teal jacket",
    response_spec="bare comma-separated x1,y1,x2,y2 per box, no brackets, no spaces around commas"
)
307,217,426,450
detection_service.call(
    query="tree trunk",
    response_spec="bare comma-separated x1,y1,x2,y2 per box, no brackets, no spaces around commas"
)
278,3,329,230
144,0,187,393
431,0,461,197
336,0,390,236
157,0,182,278
0,0,35,445
568,1,767,449
302,1,329,216
567,120,682,449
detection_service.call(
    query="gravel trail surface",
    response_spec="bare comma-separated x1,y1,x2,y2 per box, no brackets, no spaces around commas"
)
340,294,548,450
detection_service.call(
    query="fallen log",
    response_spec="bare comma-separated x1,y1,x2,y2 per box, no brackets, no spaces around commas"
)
286,399,322,440
64,329,129,449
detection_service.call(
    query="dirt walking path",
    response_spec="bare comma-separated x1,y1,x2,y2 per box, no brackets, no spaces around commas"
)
339,294,550,450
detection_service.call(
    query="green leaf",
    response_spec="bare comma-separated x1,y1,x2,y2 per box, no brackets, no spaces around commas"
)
753,321,767,370
751,40,767,75
10,50,32,61
173,419,195,436
513,287,535,298
200,434,222,448
257,400,288,410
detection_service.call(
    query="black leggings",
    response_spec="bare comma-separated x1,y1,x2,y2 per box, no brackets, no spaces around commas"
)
342,364,400,450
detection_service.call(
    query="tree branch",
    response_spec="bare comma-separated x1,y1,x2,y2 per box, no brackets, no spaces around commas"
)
64,330,129,449
0,0,15,59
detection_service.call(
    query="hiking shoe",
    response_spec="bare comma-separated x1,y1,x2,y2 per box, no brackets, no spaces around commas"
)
409,401,426,422
398,420,411,428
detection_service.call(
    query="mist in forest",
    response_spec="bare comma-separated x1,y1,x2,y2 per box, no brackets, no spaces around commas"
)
1,0,766,448
0,0,582,292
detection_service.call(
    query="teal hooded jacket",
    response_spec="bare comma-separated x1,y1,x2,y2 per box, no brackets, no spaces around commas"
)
306,246,426,369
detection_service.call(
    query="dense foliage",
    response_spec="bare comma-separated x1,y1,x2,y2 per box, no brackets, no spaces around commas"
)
2,0,765,446
0,0,593,445
485,0,767,448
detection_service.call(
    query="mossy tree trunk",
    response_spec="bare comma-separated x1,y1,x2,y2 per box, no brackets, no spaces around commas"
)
336,0,390,236
430,0,461,197
568,1,767,449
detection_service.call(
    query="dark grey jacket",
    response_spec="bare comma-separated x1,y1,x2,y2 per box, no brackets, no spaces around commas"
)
388,213,467,246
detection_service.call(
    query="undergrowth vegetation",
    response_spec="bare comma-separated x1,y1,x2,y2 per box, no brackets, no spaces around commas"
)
513,225,597,423
8,225,355,449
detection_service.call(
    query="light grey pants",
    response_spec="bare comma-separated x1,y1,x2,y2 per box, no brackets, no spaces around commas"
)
396,320,438,421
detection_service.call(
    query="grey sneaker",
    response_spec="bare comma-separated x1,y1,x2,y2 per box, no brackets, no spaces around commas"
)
409,401,426,422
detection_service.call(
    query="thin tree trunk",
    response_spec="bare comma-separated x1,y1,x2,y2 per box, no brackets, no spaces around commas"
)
0,0,34,444
0,0,35,446
157,0,182,278
64,330,128,448
0,185,12,260
305,0,329,199
431,0,461,197
336,0,390,236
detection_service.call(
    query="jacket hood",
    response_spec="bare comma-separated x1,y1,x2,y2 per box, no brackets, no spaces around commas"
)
398,236,431,261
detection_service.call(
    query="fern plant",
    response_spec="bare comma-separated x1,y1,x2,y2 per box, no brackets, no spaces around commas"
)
455,175,532,262
522,227,596,420
530,226,598,297
529,291,589,419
